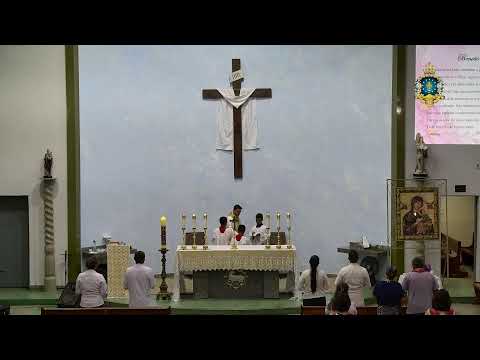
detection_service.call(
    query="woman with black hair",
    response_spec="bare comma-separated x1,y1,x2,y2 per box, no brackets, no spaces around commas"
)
425,289,455,315
296,255,329,306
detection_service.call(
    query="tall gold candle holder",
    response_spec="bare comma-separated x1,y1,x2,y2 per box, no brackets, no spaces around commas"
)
265,212,271,249
192,213,197,249
286,212,292,249
180,214,187,250
203,213,208,250
276,212,282,249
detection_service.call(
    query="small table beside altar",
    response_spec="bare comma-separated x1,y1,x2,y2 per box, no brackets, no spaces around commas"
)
174,245,296,299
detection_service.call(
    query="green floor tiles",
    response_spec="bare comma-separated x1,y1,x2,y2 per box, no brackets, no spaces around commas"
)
0,288,61,305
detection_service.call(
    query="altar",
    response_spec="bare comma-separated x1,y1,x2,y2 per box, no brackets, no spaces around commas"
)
174,245,296,299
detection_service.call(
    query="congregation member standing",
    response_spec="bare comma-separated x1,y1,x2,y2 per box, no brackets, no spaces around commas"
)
334,250,371,306
123,251,155,308
402,257,438,315
296,255,329,306
373,266,405,315
75,256,107,308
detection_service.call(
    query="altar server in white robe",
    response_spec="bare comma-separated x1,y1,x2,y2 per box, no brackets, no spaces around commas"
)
334,250,371,307
213,216,235,245
123,251,155,308
250,213,270,245
231,225,251,245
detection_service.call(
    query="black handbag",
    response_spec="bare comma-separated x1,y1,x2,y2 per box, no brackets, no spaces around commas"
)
57,282,81,308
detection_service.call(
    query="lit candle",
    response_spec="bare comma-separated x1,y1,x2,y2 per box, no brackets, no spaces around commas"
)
204,213,208,228
276,212,280,228
286,212,291,227
266,213,270,228
160,216,167,248
181,214,186,227
192,213,196,227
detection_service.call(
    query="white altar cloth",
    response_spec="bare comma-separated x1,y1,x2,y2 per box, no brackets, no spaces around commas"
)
172,245,297,301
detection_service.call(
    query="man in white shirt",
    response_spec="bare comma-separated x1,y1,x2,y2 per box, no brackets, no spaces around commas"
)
249,213,270,245
231,225,250,245
123,251,155,308
335,250,371,307
213,216,235,245
75,256,107,308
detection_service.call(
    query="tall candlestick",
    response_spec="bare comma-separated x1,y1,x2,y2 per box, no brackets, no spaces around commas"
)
265,212,271,249
181,214,186,250
286,212,292,249
192,213,197,249
160,216,167,249
203,212,208,250
276,212,281,249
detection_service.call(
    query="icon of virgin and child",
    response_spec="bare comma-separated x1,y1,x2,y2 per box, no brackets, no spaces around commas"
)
402,195,434,236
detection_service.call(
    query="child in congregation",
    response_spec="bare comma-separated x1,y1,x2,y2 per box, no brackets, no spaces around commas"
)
326,282,357,315
425,289,455,315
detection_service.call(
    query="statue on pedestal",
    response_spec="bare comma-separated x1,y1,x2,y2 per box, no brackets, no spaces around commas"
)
414,133,428,178
44,149,53,178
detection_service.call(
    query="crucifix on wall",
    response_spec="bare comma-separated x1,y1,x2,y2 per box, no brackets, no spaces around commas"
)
203,59,272,179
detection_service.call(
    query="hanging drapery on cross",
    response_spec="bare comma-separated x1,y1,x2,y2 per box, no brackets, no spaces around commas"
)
203,59,272,179
215,88,258,151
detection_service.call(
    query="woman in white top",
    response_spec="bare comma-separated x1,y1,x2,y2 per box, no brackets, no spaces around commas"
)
296,255,329,306
75,256,107,308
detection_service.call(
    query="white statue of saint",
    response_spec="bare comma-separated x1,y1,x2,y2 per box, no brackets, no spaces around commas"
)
414,133,428,176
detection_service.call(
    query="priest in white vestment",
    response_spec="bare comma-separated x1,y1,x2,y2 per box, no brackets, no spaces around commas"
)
249,213,270,245
213,216,235,245
334,250,371,307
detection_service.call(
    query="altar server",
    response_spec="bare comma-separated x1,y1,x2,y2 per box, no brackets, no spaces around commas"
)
231,225,250,245
334,250,371,307
250,213,270,245
123,251,155,308
213,216,235,245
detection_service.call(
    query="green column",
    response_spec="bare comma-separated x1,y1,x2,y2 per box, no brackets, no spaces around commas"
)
65,45,81,281
390,45,407,273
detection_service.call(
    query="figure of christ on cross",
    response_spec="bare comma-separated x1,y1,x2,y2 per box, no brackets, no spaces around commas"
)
202,59,272,179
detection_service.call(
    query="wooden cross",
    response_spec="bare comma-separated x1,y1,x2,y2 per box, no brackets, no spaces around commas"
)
203,59,272,179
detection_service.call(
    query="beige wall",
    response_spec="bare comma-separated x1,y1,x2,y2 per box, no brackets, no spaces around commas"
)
440,196,475,247
0,45,67,286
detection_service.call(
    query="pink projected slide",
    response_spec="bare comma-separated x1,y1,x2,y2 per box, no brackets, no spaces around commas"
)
416,45,480,144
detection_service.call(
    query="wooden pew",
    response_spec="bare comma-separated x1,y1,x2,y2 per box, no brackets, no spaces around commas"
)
301,305,408,315
41,307,171,316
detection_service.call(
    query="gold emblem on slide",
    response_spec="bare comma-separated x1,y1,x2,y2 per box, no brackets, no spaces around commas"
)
415,63,445,108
